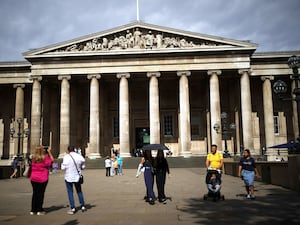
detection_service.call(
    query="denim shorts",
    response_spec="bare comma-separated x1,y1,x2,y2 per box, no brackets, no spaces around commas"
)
241,169,255,186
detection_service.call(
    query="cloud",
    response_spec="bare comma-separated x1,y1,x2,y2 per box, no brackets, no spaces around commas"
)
0,0,299,61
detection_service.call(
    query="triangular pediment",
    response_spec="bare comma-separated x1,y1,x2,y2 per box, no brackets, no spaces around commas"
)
24,21,256,58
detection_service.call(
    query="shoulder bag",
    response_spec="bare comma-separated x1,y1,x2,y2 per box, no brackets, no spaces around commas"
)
69,153,84,184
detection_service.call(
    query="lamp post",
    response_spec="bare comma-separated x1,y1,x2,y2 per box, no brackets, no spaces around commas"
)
10,118,30,160
273,55,300,149
213,112,236,157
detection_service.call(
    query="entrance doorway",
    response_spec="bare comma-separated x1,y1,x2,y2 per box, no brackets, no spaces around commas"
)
135,127,150,149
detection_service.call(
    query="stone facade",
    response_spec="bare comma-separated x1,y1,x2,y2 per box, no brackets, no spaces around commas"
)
0,21,299,160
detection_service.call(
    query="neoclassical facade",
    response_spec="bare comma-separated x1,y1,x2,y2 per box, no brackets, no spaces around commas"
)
0,22,299,160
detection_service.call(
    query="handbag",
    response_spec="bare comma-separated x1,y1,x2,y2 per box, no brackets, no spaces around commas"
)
69,154,84,184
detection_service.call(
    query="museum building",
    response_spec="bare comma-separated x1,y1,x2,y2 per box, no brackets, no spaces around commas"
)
0,21,299,160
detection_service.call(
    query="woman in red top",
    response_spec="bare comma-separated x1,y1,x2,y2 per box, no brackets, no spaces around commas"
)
30,145,54,215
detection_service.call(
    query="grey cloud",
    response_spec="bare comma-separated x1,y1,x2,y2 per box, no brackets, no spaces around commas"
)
0,0,300,61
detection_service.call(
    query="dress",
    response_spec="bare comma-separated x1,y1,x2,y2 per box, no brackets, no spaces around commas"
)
155,158,170,201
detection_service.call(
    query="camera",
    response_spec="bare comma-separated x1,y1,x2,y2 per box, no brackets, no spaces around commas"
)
43,146,49,154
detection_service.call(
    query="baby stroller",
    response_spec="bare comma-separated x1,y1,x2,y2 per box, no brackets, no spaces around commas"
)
203,169,224,201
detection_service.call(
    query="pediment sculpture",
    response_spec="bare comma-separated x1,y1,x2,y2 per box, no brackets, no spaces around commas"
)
54,27,224,53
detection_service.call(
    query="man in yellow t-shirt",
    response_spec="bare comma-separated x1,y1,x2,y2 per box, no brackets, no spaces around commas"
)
206,144,223,170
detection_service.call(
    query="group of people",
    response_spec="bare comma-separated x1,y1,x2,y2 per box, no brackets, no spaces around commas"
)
136,149,171,205
206,144,261,199
14,141,260,215
28,145,86,215
104,154,123,176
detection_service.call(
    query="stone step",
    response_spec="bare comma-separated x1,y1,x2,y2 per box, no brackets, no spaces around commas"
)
80,156,206,169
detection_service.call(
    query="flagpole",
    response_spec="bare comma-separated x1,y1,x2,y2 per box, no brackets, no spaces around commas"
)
136,0,140,21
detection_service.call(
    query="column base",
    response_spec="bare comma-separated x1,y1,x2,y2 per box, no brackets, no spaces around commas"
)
58,153,66,159
179,151,192,158
86,153,101,159
120,152,131,158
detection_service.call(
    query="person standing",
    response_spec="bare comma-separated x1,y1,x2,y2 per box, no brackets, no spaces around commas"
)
104,156,112,177
140,150,156,205
61,146,86,214
117,154,123,175
10,156,18,178
238,149,260,199
154,150,170,203
29,145,54,215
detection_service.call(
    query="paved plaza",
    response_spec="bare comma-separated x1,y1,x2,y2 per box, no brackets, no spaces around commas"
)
0,168,300,225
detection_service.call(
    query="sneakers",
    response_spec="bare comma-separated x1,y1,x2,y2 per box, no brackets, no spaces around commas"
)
29,212,35,215
68,207,87,214
37,211,46,216
246,194,256,199
67,208,76,215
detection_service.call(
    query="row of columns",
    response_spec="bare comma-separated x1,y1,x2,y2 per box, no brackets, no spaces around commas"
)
10,69,296,157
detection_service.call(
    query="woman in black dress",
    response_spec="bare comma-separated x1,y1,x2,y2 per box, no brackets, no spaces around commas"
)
154,150,170,202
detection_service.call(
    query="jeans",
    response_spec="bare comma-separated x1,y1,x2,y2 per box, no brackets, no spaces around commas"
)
65,180,85,209
118,164,123,175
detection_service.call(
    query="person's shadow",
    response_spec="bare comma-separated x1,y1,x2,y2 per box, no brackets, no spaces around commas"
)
44,203,95,213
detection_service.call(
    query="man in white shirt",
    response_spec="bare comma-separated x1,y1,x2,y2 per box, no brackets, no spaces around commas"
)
61,146,86,214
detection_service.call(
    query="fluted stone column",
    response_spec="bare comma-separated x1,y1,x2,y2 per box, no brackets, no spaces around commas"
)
87,74,101,159
58,75,71,156
30,76,42,153
239,69,254,151
12,84,25,156
14,84,25,120
292,80,299,140
177,71,191,155
208,70,222,149
117,73,131,157
261,76,275,155
147,72,161,144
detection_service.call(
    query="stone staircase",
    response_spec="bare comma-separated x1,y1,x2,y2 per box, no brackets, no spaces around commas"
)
81,156,207,169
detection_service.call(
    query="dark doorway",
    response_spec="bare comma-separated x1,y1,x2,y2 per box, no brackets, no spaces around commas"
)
135,127,150,149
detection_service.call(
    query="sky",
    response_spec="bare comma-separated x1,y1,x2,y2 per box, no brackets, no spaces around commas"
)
0,0,300,62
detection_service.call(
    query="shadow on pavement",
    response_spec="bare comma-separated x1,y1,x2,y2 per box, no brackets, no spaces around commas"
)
177,186,300,225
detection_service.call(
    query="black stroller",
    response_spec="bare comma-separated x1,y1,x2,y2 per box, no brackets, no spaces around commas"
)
203,169,224,201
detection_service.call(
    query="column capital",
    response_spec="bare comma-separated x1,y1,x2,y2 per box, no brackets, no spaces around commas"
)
238,69,252,75
177,71,191,77
261,76,274,81
29,75,42,81
58,75,71,80
147,72,161,78
87,74,101,80
13,84,25,89
116,73,130,79
207,70,221,76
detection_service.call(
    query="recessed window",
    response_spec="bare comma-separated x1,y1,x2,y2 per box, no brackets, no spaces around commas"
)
164,115,173,136
274,112,279,135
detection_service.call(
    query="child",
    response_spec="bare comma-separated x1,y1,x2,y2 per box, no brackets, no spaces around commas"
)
52,162,58,173
208,172,221,193
113,158,118,176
